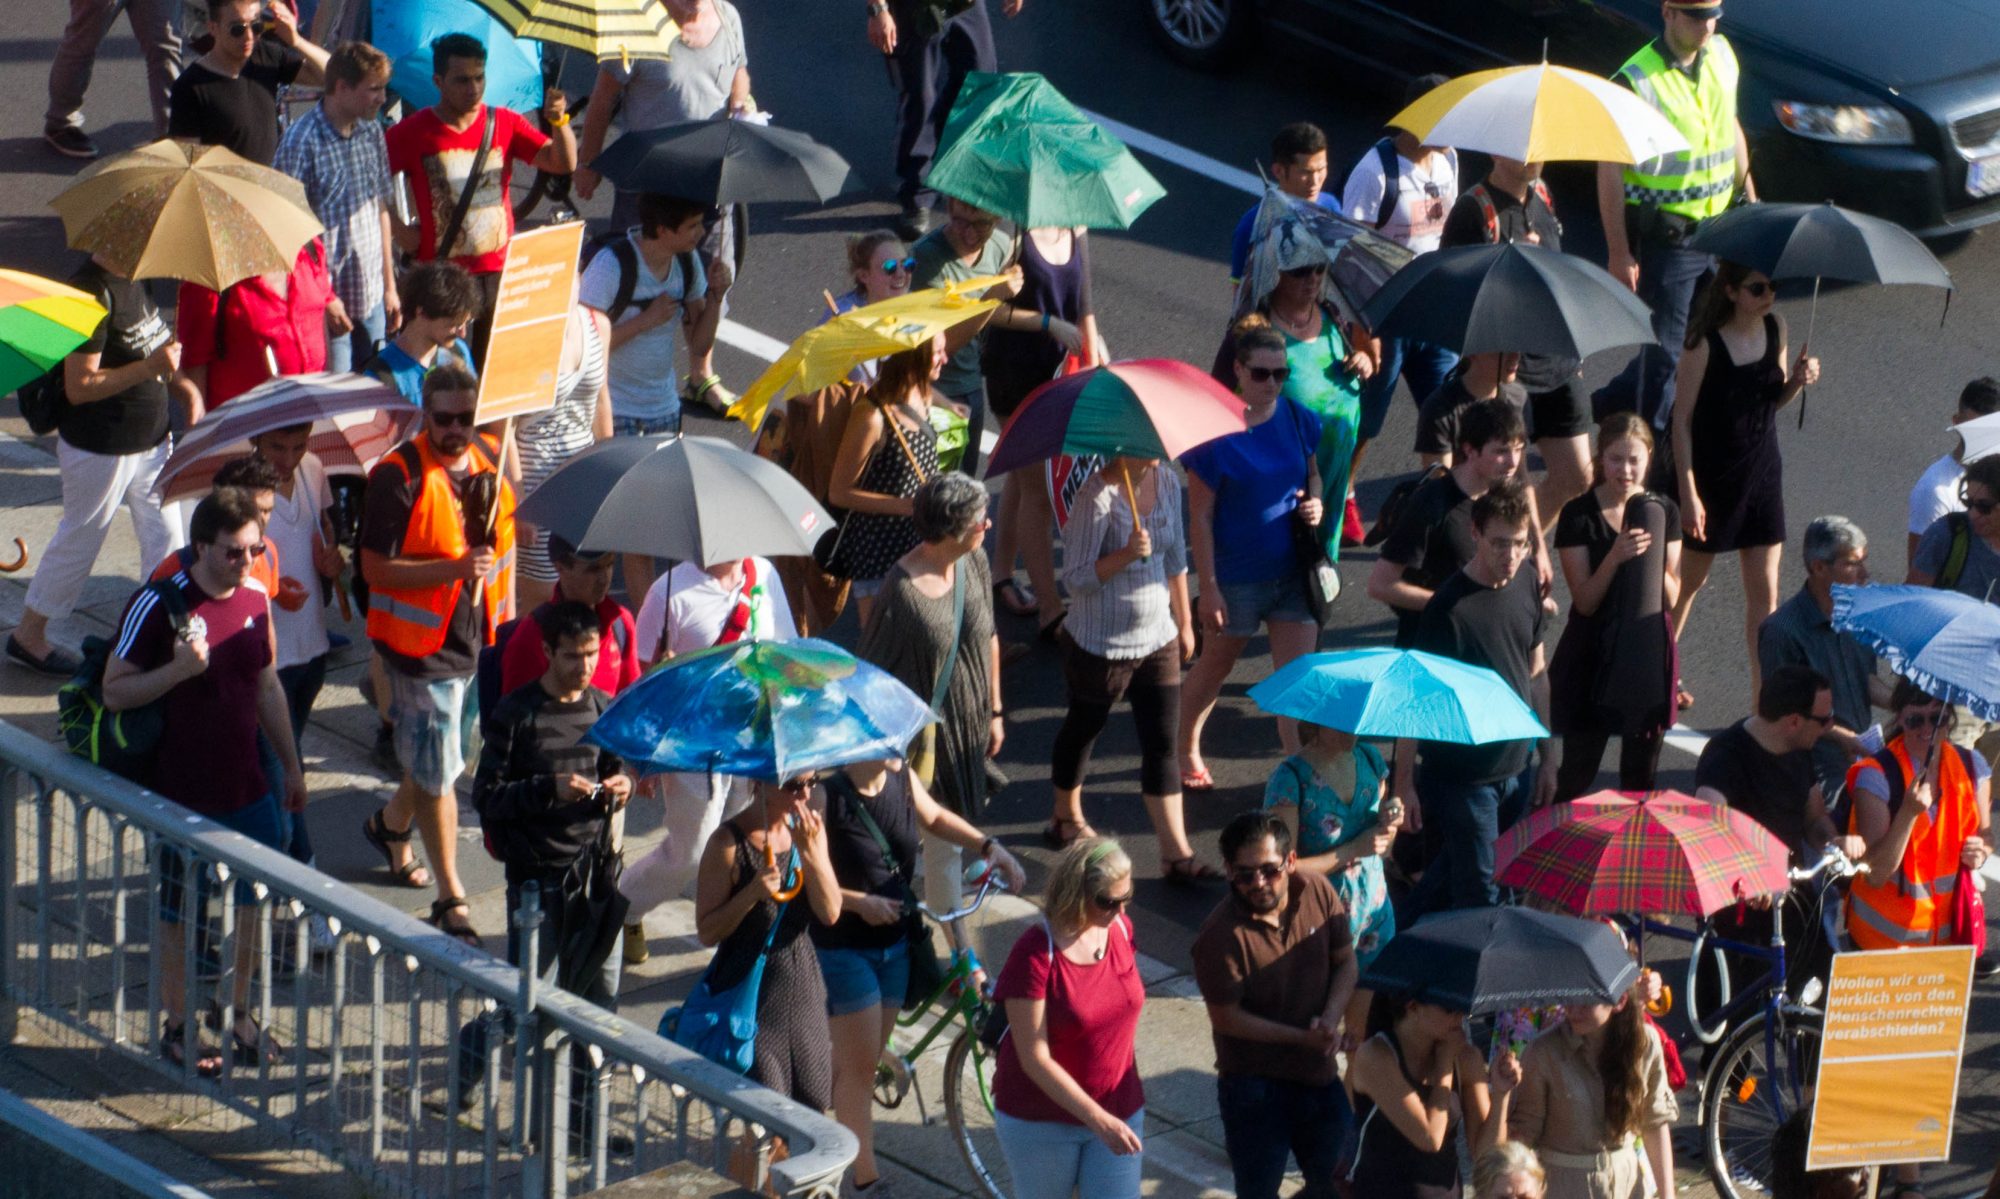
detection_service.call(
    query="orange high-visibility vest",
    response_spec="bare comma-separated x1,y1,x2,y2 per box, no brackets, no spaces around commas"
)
364,434,515,658
1845,739,1982,950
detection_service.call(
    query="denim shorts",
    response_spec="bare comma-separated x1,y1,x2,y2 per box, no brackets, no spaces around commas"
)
157,792,288,924
816,940,910,1017
1217,570,1315,638
850,575,887,601
612,413,681,439
387,672,480,795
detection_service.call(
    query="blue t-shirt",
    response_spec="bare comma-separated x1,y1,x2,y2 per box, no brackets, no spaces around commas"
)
1182,396,1322,584
578,229,708,422
1229,192,1342,283
363,337,474,406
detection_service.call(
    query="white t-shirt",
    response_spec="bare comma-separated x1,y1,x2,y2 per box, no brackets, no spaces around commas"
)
1342,143,1460,254
1909,453,1964,537
266,452,333,670
634,556,797,662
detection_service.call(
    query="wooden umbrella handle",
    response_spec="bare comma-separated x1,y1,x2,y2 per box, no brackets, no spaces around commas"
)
0,538,27,573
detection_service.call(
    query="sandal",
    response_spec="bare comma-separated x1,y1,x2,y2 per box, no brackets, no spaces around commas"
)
224,1014,285,1067
683,373,736,415
160,1017,223,1078
1042,816,1097,848
1162,856,1224,886
994,579,1037,616
362,809,431,889
1037,612,1066,644
430,897,483,949
1180,765,1215,791
1676,688,1695,712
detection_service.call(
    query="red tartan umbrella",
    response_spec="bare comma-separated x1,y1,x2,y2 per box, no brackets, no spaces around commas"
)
1495,790,1790,919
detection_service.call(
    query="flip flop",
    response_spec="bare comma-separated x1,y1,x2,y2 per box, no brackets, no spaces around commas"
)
160,1017,223,1078
1162,856,1224,886
362,809,431,889
1180,765,1215,791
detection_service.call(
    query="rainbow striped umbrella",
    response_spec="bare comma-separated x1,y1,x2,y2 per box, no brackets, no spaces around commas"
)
0,270,107,397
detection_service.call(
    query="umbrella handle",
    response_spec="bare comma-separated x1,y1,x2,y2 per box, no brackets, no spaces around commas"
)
1118,460,1148,562
1797,277,1820,431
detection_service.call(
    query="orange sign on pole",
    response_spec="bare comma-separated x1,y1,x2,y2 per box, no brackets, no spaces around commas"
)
475,221,586,425
1807,945,1974,1170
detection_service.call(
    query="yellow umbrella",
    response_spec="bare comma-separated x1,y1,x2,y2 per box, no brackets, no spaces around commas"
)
1390,63,1690,165
49,139,323,292
727,275,1007,430
467,0,680,65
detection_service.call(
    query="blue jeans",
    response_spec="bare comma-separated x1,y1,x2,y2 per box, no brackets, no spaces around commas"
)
995,1108,1145,1199
612,413,681,438
1590,239,1713,429
1358,337,1458,441
325,301,388,374
1405,764,1534,917
1216,1073,1351,1199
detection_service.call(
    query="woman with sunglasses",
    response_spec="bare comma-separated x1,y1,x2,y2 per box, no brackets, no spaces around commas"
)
823,231,915,387
1180,320,1325,794
990,837,1147,1199
1668,261,1820,708
692,772,842,1110
1347,990,1508,1198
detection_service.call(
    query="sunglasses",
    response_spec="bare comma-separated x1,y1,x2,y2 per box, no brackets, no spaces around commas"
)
1229,863,1285,888
1739,280,1773,297
778,775,820,793
1960,484,2000,515
1902,712,1947,732
1423,180,1445,222
881,257,917,274
1246,366,1291,383
214,541,267,563
427,409,478,428
1092,890,1133,913
1281,264,1327,279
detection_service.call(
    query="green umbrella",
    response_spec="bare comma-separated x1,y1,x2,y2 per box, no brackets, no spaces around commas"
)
927,72,1166,229
0,269,107,397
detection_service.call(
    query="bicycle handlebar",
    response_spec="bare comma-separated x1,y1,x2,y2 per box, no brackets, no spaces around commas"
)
1786,844,1868,885
914,863,1007,926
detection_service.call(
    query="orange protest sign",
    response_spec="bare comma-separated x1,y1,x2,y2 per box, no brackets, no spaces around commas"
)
1807,945,1974,1170
476,221,586,425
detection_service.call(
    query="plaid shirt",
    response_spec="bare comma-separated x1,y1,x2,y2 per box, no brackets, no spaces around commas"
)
273,103,391,315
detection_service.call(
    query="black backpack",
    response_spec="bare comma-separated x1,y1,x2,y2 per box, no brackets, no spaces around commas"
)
16,365,65,436
57,580,190,781
1362,463,1449,547
581,231,699,325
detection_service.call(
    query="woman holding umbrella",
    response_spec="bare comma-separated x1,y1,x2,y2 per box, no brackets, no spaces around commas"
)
1669,262,1819,705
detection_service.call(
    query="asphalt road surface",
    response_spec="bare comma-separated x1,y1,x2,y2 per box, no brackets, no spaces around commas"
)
3,0,1999,1192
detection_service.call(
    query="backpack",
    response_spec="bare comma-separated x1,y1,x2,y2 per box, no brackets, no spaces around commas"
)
1365,138,1457,232
580,231,700,326
1935,510,1973,592
1466,179,1557,244
57,580,191,781
16,365,66,436
1362,463,1449,547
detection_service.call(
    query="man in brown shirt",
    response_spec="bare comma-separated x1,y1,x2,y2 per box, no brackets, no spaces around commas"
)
1191,809,1359,1199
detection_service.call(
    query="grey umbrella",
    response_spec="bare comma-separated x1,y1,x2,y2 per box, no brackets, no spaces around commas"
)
1360,241,1656,360
516,435,834,566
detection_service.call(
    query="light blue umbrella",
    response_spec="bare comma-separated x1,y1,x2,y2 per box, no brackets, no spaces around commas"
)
1248,647,1548,744
373,0,545,115
1832,583,2000,721
585,638,935,783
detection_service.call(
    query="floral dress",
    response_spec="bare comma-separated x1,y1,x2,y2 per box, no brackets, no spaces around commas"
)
1262,743,1394,968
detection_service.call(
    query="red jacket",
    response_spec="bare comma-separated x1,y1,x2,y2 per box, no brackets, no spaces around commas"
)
178,240,332,407
499,589,641,698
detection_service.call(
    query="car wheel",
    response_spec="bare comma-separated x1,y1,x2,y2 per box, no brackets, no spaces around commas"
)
1144,0,1251,67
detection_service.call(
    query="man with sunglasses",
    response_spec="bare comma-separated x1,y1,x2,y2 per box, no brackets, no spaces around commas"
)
1191,809,1356,1199
1908,453,2000,767
1696,665,1860,867
168,0,329,167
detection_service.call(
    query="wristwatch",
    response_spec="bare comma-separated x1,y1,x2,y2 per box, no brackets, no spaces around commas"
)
866,1,889,15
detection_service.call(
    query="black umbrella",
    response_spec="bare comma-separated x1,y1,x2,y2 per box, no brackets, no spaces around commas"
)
516,434,835,566
1686,201,1952,425
1359,241,1656,360
1359,906,1639,1014
590,118,866,207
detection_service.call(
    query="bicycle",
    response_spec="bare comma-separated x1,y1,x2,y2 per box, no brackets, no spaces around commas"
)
870,864,1014,1199
1623,846,1866,1199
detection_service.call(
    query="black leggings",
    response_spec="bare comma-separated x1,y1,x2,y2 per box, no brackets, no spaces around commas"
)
1051,638,1180,796
1555,727,1665,802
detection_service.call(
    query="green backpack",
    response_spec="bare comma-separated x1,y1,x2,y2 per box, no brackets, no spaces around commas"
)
56,581,189,781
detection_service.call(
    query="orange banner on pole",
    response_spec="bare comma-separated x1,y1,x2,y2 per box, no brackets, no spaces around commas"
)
476,221,586,425
1807,945,1974,1170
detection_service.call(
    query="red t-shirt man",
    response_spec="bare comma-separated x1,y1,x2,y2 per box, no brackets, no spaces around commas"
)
385,105,549,277
177,240,333,408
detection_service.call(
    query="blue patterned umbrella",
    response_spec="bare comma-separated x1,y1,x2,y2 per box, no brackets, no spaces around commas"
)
1832,583,2000,721
1248,647,1548,744
585,638,934,782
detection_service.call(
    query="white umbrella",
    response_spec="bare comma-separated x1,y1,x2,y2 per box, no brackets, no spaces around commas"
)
1954,411,2000,465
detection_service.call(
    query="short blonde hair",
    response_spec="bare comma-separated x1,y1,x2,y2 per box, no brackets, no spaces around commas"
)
1044,837,1131,936
1473,1142,1546,1199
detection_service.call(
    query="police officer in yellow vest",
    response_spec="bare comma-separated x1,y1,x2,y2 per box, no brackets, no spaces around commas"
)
358,359,517,947
1592,0,1755,431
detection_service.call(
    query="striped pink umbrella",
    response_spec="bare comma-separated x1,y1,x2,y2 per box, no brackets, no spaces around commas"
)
154,372,418,502
981,358,1247,477
1494,790,1791,919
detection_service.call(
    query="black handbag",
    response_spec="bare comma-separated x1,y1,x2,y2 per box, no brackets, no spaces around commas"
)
838,776,946,1011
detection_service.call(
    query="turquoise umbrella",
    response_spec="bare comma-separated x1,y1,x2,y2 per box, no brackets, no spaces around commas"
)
373,0,545,114
1248,647,1548,744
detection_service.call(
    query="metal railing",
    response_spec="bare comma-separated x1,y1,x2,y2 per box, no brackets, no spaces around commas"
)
0,720,855,1198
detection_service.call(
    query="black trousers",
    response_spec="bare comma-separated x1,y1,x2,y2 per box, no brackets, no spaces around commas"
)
886,0,996,209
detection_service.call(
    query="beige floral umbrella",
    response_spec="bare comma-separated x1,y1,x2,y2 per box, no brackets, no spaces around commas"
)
49,139,323,292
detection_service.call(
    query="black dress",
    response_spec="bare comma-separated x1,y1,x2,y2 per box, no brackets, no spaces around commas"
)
1686,313,1786,553
707,822,832,1109
1548,491,1682,738
1349,1028,1460,1199
835,404,939,584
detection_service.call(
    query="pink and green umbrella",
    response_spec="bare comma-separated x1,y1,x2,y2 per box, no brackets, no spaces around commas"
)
983,358,1246,477
0,269,107,397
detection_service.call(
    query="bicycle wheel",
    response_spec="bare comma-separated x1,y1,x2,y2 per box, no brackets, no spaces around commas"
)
1702,1011,1824,1199
943,1027,1014,1199
1684,920,1735,1045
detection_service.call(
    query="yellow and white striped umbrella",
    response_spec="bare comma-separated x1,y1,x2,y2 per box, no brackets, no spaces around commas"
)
466,0,680,64
1390,62,1691,165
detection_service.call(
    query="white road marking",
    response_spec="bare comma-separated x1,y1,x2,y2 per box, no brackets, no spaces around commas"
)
1663,723,1712,761
1081,108,1265,197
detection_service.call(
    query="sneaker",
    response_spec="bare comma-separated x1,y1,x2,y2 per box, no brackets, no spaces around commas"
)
5,636,81,678
622,921,649,966
371,723,399,773
44,127,99,159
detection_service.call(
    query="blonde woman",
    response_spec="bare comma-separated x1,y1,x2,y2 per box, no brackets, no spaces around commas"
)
1475,1142,1549,1199
991,838,1146,1198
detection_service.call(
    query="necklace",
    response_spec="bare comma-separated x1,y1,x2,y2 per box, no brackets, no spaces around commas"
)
1270,304,1317,337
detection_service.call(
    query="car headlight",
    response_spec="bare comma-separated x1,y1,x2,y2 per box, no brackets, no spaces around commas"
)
1773,100,1914,145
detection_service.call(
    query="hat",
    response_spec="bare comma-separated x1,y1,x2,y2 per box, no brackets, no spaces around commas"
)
1665,0,1722,15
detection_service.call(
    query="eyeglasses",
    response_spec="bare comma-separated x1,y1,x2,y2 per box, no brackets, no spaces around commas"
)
1091,890,1133,913
777,775,820,793
1902,709,1947,730
427,409,477,428
1229,863,1285,888
1246,366,1291,383
1803,711,1835,726
1281,264,1327,279
881,257,917,274
214,541,267,563
1740,280,1773,297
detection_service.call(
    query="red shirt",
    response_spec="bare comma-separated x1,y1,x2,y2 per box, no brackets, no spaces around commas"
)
499,590,642,698
177,240,332,407
385,105,549,276
991,915,1146,1124
111,570,274,816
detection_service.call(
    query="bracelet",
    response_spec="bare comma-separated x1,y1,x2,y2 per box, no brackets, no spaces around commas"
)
979,837,996,858
991,708,1005,719
1040,312,1050,333
546,110,571,128
866,1,888,13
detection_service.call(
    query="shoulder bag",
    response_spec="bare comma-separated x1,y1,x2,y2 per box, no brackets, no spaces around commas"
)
1285,401,1341,627
658,843,799,1075
434,108,496,263
905,560,965,786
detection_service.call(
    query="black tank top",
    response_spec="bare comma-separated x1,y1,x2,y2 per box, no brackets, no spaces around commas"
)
1349,1028,1461,1198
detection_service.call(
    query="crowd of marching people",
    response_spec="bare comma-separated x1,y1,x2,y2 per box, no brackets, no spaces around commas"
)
15,0,2000,1197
